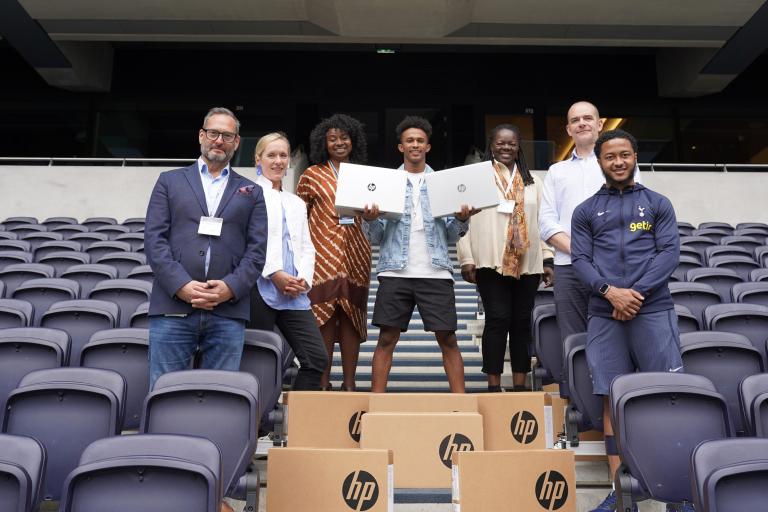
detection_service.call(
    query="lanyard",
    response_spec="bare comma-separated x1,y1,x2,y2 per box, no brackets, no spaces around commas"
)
328,160,339,179
494,162,517,198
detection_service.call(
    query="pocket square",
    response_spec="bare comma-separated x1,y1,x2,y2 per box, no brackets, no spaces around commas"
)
237,185,255,196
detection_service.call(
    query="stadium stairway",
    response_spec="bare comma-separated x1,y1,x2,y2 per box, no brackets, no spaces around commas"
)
328,247,487,392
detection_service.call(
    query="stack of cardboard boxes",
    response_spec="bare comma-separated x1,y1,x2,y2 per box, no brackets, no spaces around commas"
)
267,392,576,512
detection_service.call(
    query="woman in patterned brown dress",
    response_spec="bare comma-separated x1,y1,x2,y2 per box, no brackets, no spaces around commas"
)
297,114,371,391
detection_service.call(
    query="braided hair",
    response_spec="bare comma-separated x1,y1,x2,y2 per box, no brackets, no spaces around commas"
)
484,124,534,186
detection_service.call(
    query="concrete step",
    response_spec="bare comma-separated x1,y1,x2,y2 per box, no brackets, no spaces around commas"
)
219,482,667,512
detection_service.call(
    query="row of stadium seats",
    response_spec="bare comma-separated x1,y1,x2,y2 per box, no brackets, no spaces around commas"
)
4,365,768,511
0,297,150,361
677,221,768,235
0,236,144,253
1,216,145,231
0,323,295,510
0,254,148,282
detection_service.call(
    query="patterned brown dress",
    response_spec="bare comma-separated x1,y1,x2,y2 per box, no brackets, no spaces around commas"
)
296,162,372,342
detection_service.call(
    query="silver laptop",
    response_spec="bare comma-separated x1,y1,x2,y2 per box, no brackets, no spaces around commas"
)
334,163,407,220
425,161,500,218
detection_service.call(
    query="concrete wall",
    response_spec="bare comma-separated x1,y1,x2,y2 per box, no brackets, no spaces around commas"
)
0,164,265,223
1,165,766,226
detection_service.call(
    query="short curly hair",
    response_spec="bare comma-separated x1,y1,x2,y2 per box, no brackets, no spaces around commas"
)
594,129,638,158
395,116,432,142
309,113,368,165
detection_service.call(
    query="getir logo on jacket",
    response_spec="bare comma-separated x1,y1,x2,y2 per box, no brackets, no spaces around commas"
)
629,221,653,232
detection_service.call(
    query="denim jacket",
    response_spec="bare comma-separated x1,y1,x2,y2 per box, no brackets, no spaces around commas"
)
363,164,469,273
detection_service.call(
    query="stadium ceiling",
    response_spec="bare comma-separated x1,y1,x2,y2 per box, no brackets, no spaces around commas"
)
1,0,767,96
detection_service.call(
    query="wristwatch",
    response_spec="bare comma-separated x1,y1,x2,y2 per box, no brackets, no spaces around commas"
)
599,283,611,296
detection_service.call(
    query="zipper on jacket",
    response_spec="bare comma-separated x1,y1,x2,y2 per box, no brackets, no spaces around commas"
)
619,190,625,277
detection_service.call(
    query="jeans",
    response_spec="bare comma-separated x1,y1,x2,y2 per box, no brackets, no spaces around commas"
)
149,311,246,390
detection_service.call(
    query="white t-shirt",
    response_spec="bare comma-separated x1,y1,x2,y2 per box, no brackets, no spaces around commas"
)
379,172,452,280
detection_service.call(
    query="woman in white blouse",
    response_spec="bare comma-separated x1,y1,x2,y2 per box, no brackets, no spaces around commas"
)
457,124,554,392
248,132,327,391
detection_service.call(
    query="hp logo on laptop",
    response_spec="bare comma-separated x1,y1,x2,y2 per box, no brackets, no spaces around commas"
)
367,183,377,191
457,184,466,193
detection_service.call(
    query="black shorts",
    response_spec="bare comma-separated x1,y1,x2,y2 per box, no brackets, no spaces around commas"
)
372,276,457,332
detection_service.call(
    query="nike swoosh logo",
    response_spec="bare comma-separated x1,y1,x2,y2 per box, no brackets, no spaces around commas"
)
597,211,607,216
669,366,683,373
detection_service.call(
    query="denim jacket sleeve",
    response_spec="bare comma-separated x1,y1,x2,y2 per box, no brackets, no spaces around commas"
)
363,218,386,245
445,216,469,244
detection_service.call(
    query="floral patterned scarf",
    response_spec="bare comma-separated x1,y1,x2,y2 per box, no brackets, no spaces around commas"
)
495,160,530,278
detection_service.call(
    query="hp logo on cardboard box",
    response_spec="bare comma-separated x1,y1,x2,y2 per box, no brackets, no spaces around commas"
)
367,183,377,191
348,410,365,442
510,410,539,444
535,470,568,510
342,470,379,511
438,433,474,468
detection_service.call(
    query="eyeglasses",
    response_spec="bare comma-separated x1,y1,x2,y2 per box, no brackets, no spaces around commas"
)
201,128,238,143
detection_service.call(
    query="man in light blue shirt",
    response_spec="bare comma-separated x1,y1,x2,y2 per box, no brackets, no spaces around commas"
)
539,101,643,393
145,107,267,390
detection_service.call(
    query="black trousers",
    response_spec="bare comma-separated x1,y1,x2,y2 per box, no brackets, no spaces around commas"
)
552,264,590,395
248,288,328,391
475,269,540,374
552,265,590,347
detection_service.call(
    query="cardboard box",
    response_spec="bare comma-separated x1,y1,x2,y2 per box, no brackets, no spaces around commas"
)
360,412,484,488
286,391,371,448
477,392,548,450
267,447,393,512
452,450,576,512
368,393,478,413
546,393,568,448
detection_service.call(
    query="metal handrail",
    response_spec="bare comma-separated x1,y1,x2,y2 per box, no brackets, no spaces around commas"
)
0,157,195,167
1,157,767,172
638,163,768,173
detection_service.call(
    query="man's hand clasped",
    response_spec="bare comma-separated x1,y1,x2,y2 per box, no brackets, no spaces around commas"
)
176,280,234,310
604,286,645,321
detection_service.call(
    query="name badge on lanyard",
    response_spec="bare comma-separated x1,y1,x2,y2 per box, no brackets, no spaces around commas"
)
198,216,223,236
339,216,355,225
199,174,226,236
495,163,517,214
497,200,516,214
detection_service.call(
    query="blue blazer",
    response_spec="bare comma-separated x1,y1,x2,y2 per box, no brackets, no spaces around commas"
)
144,163,267,321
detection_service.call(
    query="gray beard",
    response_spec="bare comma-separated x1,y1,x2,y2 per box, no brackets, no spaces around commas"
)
202,146,231,164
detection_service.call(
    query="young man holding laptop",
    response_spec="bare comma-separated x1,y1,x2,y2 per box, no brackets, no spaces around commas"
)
362,116,475,392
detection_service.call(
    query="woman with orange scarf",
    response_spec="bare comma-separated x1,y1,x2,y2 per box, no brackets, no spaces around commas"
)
457,124,554,392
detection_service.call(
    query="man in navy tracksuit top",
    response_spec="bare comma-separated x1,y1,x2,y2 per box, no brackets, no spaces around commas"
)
571,129,684,512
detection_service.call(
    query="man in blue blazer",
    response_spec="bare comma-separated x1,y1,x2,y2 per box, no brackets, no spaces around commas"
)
144,107,267,389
